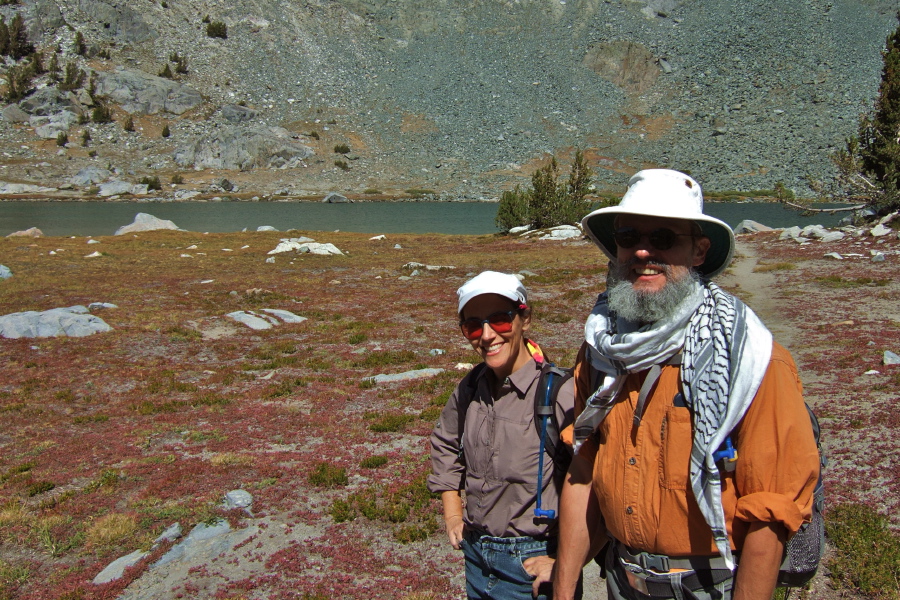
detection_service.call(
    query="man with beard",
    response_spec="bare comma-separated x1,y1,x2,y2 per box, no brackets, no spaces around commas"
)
549,169,820,600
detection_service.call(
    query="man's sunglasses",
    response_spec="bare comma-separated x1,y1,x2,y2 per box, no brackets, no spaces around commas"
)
613,227,696,251
459,310,517,340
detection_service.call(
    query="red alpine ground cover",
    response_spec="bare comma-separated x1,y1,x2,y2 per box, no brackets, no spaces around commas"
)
0,228,897,599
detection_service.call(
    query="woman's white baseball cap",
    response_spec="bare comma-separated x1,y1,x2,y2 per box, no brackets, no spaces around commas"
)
457,271,528,315
580,169,735,278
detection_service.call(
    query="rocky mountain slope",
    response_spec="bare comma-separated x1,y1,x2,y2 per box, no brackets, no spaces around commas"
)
1,0,898,200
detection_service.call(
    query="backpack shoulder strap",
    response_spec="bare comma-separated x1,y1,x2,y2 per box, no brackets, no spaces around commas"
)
457,362,488,463
534,361,573,464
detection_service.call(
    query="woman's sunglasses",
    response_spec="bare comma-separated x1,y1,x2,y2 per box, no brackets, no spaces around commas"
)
613,227,696,251
459,310,517,340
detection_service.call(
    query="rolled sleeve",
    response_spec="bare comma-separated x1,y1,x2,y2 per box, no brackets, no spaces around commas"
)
733,344,820,536
427,384,466,493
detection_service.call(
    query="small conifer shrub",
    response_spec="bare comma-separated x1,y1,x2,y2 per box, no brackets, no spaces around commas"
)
171,174,184,184
56,132,68,147
122,115,134,132
92,103,112,124
308,130,320,140
161,124,171,138
140,176,162,191
81,129,91,147
158,63,173,79
334,159,349,171
206,21,227,39
74,31,86,56
334,143,350,154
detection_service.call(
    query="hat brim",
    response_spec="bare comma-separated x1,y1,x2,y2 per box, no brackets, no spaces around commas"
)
581,207,735,278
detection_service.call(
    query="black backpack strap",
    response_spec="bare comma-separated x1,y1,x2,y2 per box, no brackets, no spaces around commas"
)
534,362,573,466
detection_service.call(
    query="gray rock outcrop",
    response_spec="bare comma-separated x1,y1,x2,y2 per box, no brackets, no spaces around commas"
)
71,167,111,186
221,104,259,123
174,126,314,171
18,88,83,117
0,265,11,279
0,305,113,338
115,213,182,235
225,309,307,330
6,227,44,237
95,69,202,115
322,192,350,203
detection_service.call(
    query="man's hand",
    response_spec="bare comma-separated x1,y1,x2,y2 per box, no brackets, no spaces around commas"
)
523,555,555,597
732,521,786,600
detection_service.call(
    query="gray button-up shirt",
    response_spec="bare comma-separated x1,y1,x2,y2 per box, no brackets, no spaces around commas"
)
427,357,576,538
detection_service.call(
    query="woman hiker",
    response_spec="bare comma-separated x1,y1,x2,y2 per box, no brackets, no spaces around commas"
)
427,271,582,600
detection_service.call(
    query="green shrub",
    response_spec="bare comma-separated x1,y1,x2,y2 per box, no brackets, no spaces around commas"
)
308,130,320,140
363,188,381,195
161,124,171,138
367,413,414,433
329,499,355,522
80,129,91,146
359,455,389,469
122,115,134,132
158,63,174,79
307,462,348,487
496,149,597,232
27,480,55,497
56,132,68,147
73,31,86,56
171,174,184,184
827,503,900,596
58,61,85,91
139,176,162,191
92,103,112,124
334,159,349,171
334,143,350,154
206,21,227,39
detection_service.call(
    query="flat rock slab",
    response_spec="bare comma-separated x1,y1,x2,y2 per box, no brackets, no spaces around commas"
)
366,367,445,383
226,309,306,330
93,549,148,585
0,305,113,338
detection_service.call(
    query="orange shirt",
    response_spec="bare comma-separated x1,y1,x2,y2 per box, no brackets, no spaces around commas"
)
565,341,819,556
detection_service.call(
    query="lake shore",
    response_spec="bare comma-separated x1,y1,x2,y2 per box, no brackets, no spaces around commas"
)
0,229,896,599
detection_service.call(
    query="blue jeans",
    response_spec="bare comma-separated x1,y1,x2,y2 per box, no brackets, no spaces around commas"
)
461,531,560,600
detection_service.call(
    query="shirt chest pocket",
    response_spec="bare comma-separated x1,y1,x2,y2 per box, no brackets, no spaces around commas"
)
658,405,693,491
465,402,536,485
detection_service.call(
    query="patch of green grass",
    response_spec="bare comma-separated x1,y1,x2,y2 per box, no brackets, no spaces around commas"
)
753,262,796,272
333,143,350,154
827,503,900,597
329,499,355,523
419,406,442,422
359,455,389,469
1,462,35,484
0,558,30,598
349,333,367,344
166,325,201,341
358,379,375,389
307,462,348,488
54,389,77,402
26,481,55,497
264,377,307,399
363,188,381,195
365,412,414,432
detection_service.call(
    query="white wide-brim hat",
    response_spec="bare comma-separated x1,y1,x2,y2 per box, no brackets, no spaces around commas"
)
580,169,735,278
457,271,528,315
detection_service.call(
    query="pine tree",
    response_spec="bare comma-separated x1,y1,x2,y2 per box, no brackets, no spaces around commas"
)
833,11,900,215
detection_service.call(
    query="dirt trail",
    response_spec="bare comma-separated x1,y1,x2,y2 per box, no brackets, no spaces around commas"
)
718,238,797,350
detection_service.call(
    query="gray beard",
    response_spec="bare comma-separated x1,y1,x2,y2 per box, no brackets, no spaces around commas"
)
606,261,701,324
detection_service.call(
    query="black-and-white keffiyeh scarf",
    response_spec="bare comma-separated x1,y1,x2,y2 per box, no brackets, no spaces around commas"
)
573,279,772,569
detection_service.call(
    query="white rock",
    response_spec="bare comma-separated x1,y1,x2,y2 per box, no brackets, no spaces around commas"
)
884,350,900,365
871,223,893,237
93,550,148,585
823,252,843,260
226,311,273,330
115,213,182,235
85,251,103,258
370,234,386,240
260,309,307,324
